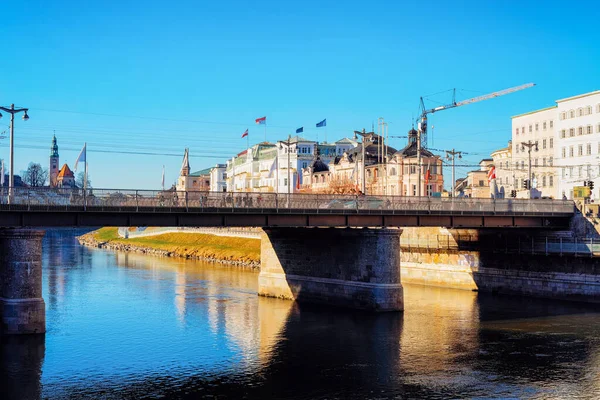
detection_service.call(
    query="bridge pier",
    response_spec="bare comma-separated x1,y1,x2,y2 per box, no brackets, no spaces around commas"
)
258,228,403,311
0,229,46,335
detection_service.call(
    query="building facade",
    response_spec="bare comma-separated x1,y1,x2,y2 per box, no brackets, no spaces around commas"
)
511,106,557,198
555,90,600,200
177,148,211,192
490,141,512,198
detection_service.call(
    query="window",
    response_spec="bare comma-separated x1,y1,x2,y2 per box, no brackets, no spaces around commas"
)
515,128,519,135
578,144,583,156
542,139,547,149
587,125,593,135
577,108,583,117
578,127,583,135
562,168,566,179
586,106,592,115
562,147,566,158
569,146,574,157
561,130,566,138
587,143,592,155
569,166,573,176
542,176,546,187
598,124,600,133
550,138,554,148
560,112,566,120
543,158,546,166
549,175,554,187
597,104,600,113
535,123,539,131
570,110,575,118
549,157,553,166
521,126,525,134
516,146,519,154
478,180,484,187
529,125,532,133
543,122,547,130
570,128,575,137
550,120,553,128
534,158,538,167
521,161,525,170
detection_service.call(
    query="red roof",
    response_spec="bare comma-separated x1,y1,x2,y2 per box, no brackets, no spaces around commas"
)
57,164,74,178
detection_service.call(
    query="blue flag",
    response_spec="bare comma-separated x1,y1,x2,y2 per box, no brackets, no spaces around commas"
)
316,119,326,128
296,127,303,134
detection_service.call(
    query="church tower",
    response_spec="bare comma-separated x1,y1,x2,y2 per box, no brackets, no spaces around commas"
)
49,135,59,187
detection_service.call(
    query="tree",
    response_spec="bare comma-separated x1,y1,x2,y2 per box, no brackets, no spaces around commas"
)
22,162,48,187
76,172,92,188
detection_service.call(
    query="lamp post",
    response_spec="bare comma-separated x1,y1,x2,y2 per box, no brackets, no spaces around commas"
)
0,104,30,203
521,140,538,198
445,149,463,197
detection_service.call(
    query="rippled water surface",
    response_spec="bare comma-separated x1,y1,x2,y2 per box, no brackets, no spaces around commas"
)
1,229,599,399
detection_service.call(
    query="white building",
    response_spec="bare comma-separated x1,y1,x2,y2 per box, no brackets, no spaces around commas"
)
225,137,358,193
209,164,227,192
490,141,512,198
511,106,557,198
555,90,600,200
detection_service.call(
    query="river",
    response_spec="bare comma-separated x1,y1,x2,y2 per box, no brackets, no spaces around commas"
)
1,229,599,399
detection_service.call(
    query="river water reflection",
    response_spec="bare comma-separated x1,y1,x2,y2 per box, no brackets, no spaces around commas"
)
1,230,599,399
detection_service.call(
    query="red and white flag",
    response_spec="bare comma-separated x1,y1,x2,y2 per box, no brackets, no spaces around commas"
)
487,166,496,182
241,129,248,138
255,116,266,125
425,161,432,185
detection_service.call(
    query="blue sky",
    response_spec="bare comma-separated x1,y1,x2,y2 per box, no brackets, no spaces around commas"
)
1,0,598,189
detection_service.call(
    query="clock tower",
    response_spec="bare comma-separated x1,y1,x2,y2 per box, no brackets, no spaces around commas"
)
49,135,59,187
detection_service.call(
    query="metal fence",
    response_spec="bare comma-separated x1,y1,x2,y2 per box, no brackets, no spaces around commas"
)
402,235,600,257
0,187,575,215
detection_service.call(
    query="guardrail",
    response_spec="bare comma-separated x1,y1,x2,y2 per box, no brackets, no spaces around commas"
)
402,235,599,257
0,187,575,215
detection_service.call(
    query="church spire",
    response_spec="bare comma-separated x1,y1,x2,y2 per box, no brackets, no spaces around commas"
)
50,134,59,157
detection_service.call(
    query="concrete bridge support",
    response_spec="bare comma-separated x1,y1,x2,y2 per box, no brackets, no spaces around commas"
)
0,229,46,335
258,228,403,311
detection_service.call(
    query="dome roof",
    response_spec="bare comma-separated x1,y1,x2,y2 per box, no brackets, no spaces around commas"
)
311,157,329,173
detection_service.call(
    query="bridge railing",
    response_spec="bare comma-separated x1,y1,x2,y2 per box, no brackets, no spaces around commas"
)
0,187,575,215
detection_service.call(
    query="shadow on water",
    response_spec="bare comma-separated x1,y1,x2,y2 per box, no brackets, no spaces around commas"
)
3,229,597,399
0,335,45,400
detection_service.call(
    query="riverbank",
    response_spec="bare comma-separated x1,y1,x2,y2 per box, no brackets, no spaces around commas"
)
77,227,261,269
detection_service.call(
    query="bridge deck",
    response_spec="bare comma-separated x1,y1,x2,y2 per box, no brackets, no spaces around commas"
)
0,188,574,228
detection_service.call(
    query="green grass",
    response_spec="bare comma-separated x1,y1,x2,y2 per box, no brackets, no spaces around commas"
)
83,227,261,263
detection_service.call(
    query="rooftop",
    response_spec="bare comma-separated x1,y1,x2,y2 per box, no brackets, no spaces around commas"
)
511,105,557,119
556,90,600,103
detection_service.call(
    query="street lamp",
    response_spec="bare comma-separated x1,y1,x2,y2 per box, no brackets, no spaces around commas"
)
521,140,538,198
0,104,30,202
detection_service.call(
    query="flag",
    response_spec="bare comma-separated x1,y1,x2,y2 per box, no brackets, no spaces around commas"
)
161,165,165,188
487,166,496,182
296,171,301,190
255,116,266,125
316,119,326,128
267,158,277,178
296,127,303,134
425,161,432,185
74,143,86,171
241,129,249,138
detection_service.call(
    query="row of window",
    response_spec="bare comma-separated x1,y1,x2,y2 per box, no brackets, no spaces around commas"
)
515,120,554,135
559,124,600,138
559,105,600,120
513,176,554,188
561,143,600,158
511,158,554,170
561,165,599,179
515,138,554,153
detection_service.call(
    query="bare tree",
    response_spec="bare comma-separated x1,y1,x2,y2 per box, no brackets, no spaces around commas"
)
21,163,48,187
76,172,92,189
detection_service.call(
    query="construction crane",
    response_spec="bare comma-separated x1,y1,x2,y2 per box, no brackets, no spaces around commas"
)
414,82,535,197
417,83,535,149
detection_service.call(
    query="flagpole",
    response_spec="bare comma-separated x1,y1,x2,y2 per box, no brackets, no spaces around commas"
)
83,142,87,209
264,122,266,142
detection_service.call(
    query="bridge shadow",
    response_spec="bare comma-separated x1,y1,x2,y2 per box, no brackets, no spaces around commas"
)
0,335,45,400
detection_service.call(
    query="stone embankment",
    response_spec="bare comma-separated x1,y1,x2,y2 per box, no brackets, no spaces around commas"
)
77,234,260,269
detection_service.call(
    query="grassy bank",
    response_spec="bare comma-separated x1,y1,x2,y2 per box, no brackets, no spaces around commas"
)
81,227,261,264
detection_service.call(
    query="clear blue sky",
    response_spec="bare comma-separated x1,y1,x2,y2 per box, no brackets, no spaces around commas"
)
1,0,598,189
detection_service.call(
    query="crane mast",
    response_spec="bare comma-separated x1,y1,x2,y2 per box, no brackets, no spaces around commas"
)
414,82,535,197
